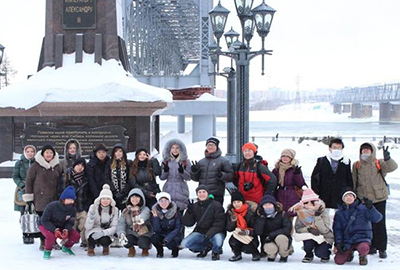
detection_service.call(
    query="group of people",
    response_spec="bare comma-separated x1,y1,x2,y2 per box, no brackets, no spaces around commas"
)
13,136,397,265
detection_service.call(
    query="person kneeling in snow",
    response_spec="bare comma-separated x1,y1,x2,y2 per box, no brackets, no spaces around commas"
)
85,184,119,256
291,187,333,263
151,192,182,258
254,194,292,262
226,191,261,262
333,188,382,266
39,186,80,260
181,185,226,261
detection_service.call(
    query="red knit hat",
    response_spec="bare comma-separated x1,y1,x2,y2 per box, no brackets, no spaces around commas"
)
242,142,257,153
301,187,319,203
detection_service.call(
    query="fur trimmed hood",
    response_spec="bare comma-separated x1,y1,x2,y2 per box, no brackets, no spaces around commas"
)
63,139,82,159
35,150,60,169
152,201,178,219
162,138,188,161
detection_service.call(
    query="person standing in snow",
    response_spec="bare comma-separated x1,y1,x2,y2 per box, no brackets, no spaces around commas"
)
352,142,398,259
86,144,110,202
39,186,80,259
311,138,353,210
13,145,36,244
151,192,182,258
59,139,82,175
160,138,191,212
85,184,119,256
191,137,234,205
23,145,63,251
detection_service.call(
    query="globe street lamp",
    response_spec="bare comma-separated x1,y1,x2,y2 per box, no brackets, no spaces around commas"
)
209,0,276,162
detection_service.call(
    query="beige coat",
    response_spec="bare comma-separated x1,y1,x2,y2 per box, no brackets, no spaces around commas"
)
352,143,398,203
85,197,118,239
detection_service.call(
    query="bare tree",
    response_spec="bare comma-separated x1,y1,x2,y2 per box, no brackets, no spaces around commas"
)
0,55,17,89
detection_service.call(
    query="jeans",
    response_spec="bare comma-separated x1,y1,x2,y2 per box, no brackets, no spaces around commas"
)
181,232,225,253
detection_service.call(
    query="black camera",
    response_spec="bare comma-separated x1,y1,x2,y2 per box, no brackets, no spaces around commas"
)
243,182,254,191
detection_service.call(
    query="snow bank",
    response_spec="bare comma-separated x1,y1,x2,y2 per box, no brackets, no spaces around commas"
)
0,53,173,110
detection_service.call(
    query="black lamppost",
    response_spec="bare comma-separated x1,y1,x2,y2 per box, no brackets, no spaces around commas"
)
209,0,276,162
0,44,6,89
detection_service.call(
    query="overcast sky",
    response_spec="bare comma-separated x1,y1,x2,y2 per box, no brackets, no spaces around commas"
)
1,0,400,91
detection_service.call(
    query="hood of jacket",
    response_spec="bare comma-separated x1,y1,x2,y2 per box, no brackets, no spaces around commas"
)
359,142,377,164
127,188,146,209
110,143,128,164
162,139,188,161
35,150,60,169
63,139,82,159
152,201,178,219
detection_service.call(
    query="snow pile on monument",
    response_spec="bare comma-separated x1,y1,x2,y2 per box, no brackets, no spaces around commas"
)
0,53,173,110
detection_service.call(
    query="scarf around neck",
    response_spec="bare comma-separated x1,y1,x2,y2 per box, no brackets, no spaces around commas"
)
277,161,292,187
234,203,249,229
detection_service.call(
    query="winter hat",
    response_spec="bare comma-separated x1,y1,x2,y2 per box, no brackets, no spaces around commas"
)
73,157,86,168
206,137,220,148
281,149,296,159
241,142,257,153
98,184,113,200
360,143,373,153
342,187,357,202
156,192,171,202
260,194,276,206
301,187,319,203
93,144,108,153
24,145,37,154
231,190,245,204
41,145,56,157
60,186,76,200
135,147,149,156
196,185,210,194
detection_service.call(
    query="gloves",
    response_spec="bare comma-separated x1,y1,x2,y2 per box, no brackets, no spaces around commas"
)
92,231,104,240
363,197,374,210
314,205,324,216
191,161,199,173
294,166,302,175
178,162,184,174
54,228,62,239
186,199,194,214
336,243,347,254
264,235,272,243
383,146,390,161
307,227,320,236
238,229,250,236
216,167,223,179
162,162,169,173
119,233,128,246
61,229,68,240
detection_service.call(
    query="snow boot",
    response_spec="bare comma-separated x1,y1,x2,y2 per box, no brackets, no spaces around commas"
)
252,253,261,261
102,246,110,255
368,247,377,255
43,250,51,260
211,252,220,261
142,248,149,257
302,254,314,263
197,244,211,258
128,246,136,257
347,251,354,262
229,253,242,262
171,248,179,258
379,250,387,259
279,256,288,263
87,248,95,256
359,255,368,265
61,246,75,255
267,257,275,262
320,256,330,263
39,239,45,251
155,243,164,258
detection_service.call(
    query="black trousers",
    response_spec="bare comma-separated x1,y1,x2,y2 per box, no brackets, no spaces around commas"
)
372,200,387,251
125,234,151,249
88,235,112,249
303,240,331,258
151,233,179,250
229,235,259,255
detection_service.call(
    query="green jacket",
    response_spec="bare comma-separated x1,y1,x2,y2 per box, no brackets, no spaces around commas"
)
13,154,35,211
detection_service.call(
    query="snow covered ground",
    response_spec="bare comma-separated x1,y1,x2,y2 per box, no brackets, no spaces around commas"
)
1,136,400,269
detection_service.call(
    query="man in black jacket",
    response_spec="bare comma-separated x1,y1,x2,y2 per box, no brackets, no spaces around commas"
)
181,185,226,260
86,144,110,202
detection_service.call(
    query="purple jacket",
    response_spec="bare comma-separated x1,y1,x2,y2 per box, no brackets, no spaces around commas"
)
272,167,306,217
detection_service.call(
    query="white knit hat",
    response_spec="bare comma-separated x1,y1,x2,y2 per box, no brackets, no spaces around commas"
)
342,190,356,202
98,184,113,200
156,192,171,202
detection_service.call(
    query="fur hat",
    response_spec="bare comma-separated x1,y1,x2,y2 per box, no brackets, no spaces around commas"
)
281,149,296,159
301,187,319,203
241,142,257,153
93,144,108,153
41,145,56,157
156,192,171,202
72,157,86,168
60,186,76,200
260,194,276,206
196,185,210,194
98,184,113,200
231,190,245,204
206,137,220,148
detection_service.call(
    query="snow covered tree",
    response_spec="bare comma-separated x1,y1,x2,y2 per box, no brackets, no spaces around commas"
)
0,55,17,89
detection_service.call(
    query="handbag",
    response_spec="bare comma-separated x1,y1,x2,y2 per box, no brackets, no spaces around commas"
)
20,204,40,234
14,186,27,206
293,185,303,199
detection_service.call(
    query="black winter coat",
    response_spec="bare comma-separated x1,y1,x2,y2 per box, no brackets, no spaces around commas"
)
151,202,182,244
40,201,76,232
130,159,161,198
311,156,353,209
65,168,91,212
183,198,225,239
226,202,258,235
254,204,292,245
86,153,110,201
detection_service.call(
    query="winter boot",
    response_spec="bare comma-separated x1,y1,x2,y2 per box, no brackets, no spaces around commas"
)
87,248,95,256
302,254,314,263
267,257,276,262
379,250,387,259
102,246,110,255
39,239,45,251
171,248,179,258
142,248,149,257
155,243,164,258
359,255,368,265
260,250,268,258
128,246,136,257
279,256,288,263
62,246,75,255
347,251,354,262
43,250,51,260
368,247,377,255
252,253,261,261
197,243,211,258
211,252,220,261
229,253,242,262
320,257,330,263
